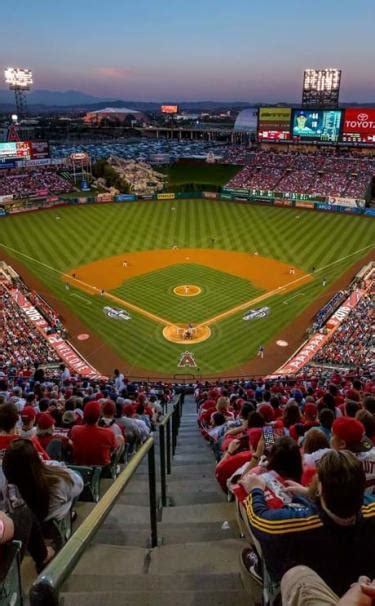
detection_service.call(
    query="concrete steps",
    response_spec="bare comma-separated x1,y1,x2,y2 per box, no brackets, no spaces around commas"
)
60,396,247,604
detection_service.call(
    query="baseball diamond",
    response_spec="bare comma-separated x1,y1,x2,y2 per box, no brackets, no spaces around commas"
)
1,199,374,376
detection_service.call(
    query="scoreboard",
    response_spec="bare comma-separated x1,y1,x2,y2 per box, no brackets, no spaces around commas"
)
258,107,291,141
0,141,31,161
0,141,49,162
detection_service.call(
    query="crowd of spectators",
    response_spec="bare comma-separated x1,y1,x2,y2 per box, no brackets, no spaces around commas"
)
196,364,375,604
226,150,375,199
313,289,348,330
0,284,62,373
0,358,172,572
313,294,373,369
0,168,73,199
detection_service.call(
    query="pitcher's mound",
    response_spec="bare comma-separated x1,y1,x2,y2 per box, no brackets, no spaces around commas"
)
173,284,202,297
163,323,211,344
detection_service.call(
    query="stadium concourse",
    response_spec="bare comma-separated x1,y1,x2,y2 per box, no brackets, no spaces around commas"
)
0,250,374,602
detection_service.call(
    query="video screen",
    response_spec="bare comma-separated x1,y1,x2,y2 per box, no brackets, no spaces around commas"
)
292,109,342,142
342,108,375,144
258,107,291,141
0,141,32,161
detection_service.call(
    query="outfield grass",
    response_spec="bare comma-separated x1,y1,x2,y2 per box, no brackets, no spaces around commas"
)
163,162,241,190
1,199,374,375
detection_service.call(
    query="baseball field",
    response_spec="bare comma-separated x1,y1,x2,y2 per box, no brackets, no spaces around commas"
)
1,199,374,377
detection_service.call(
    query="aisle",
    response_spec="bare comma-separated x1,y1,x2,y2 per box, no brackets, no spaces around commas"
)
62,395,249,605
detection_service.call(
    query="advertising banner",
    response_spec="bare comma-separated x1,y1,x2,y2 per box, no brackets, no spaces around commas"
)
115,193,137,201
342,108,375,144
161,105,179,114
295,201,315,209
274,199,293,207
96,193,113,203
157,193,175,200
202,191,218,199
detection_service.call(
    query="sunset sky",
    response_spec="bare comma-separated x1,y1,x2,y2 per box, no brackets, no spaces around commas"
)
1,0,375,102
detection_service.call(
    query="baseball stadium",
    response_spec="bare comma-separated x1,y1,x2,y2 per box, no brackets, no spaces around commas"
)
0,49,375,606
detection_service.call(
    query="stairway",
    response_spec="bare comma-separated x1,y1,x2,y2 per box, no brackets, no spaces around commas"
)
61,396,249,605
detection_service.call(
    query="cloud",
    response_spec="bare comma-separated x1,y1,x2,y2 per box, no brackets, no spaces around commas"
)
94,67,133,79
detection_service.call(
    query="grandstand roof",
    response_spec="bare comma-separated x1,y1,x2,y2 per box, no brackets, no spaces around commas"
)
88,107,142,115
234,108,258,132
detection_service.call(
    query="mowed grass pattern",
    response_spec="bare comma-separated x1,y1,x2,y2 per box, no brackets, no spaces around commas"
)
114,264,262,323
1,199,374,374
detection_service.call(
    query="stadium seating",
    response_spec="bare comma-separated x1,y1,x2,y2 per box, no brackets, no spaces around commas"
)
0,167,73,198
226,150,375,198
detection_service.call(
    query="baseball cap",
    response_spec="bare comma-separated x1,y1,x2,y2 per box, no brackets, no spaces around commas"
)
258,403,275,423
83,401,101,424
37,413,55,430
332,417,372,452
102,400,116,416
123,404,135,417
20,406,36,424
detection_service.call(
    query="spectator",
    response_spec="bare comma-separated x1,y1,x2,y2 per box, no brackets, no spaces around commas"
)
71,401,116,466
241,450,375,597
20,406,37,438
3,439,83,522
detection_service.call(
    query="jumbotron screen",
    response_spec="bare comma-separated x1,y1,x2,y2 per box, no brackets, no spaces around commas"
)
258,107,291,141
292,109,342,142
161,105,179,114
0,141,32,161
0,141,49,161
342,108,375,144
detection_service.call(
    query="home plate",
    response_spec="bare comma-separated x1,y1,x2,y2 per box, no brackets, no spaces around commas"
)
276,340,288,347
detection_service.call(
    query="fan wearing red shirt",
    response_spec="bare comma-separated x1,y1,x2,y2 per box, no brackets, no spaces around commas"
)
71,401,116,466
0,403,49,460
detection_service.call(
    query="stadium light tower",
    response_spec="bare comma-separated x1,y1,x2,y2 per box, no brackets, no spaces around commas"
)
302,68,341,109
4,67,33,118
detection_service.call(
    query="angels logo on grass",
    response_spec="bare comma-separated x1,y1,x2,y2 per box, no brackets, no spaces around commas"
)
243,306,271,321
103,306,131,321
178,351,197,368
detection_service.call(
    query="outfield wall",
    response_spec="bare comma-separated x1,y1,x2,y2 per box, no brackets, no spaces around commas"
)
0,190,374,218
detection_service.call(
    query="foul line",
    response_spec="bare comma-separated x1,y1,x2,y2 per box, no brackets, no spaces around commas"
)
0,241,373,330
0,242,172,326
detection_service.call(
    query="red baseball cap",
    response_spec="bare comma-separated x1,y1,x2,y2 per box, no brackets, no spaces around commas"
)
37,413,55,430
83,401,101,424
102,400,116,416
21,406,36,424
123,404,135,417
258,404,275,423
332,417,371,452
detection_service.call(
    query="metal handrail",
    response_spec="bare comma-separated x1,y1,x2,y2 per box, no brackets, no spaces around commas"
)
30,437,156,606
30,394,184,605
158,394,183,506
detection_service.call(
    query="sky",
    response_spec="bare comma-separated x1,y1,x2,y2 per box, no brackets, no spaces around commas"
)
1,0,375,102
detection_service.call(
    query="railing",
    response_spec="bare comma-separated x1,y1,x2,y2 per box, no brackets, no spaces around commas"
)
29,394,184,606
158,392,184,507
